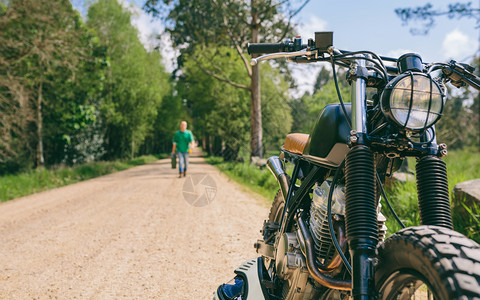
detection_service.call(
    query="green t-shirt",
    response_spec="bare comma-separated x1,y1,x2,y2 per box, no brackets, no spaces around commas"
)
173,130,194,153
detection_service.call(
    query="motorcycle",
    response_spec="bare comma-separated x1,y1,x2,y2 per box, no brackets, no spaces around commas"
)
214,32,480,300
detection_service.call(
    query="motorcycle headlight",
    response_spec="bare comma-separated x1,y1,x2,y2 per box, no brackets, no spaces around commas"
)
381,72,445,131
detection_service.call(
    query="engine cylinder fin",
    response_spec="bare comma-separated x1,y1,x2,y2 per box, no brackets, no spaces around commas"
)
310,182,337,264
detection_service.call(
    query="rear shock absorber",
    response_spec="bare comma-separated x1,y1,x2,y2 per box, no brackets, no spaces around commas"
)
345,146,378,300
416,156,453,229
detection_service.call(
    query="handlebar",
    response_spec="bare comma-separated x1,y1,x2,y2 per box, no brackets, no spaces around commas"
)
247,32,480,91
247,43,287,55
441,60,480,90
248,36,307,55
250,50,317,66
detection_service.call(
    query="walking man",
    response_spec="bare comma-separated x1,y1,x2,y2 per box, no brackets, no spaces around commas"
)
172,121,194,178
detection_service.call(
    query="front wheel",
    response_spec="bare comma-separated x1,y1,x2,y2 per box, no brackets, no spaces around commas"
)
375,225,480,300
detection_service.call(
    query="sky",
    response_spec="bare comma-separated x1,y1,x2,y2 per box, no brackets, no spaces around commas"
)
291,0,479,94
296,0,478,62
76,0,480,95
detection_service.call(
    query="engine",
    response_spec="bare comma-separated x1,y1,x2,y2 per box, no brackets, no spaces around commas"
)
309,180,388,265
273,179,388,300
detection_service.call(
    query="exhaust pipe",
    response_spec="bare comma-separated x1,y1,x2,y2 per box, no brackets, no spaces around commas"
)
297,215,352,291
297,220,347,273
266,156,289,201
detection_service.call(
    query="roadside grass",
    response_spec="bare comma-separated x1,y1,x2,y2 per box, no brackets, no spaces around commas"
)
205,156,279,201
384,148,480,243
0,154,166,202
206,148,480,243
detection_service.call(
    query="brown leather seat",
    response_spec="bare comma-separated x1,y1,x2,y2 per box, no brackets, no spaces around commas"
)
283,133,309,155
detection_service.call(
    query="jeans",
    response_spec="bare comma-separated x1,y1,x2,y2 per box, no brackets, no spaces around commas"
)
178,152,189,173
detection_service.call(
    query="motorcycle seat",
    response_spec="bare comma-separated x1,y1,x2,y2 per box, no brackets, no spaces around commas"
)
283,133,309,155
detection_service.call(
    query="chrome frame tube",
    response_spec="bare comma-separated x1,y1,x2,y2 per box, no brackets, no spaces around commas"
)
266,156,289,201
351,57,368,134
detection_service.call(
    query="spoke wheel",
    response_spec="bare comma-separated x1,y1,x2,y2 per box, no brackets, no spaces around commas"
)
379,270,437,300
263,190,284,272
376,225,480,300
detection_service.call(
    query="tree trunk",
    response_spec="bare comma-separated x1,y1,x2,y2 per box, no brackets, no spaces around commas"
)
202,134,208,154
250,63,262,158
131,131,135,159
36,81,45,167
250,1,263,159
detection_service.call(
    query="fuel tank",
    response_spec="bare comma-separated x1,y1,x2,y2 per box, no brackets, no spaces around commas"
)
303,104,351,167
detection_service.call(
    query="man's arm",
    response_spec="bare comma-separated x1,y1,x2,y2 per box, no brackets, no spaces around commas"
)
172,143,176,154
189,132,195,149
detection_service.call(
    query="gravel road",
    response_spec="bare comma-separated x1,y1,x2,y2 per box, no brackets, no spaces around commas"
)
0,151,269,299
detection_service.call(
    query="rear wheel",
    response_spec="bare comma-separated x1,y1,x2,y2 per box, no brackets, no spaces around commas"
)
268,190,285,223
262,190,284,271
376,225,480,300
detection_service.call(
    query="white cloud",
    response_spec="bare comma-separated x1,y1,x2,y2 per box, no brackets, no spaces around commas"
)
386,49,415,60
288,15,328,97
442,29,478,61
297,15,328,40
289,62,331,98
120,0,178,72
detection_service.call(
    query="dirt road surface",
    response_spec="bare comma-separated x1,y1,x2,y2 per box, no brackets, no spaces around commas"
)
0,151,269,299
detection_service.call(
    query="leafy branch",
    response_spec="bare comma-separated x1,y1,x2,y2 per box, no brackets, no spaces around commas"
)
395,2,480,35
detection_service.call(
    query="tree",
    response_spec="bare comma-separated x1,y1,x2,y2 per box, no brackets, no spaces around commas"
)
436,89,480,149
140,85,187,155
181,46,250,161
436,57,480,150
290,67,349,134
261,63,293,152
144,0,309,158
395,2,480,150
0,0,97,168
87,0,170,159
313,66,331,94
395,2,480,35
177,46,291,161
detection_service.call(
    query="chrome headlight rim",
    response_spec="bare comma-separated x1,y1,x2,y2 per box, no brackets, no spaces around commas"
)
380,72,445,132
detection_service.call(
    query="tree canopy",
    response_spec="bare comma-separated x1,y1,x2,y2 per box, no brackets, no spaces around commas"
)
0,0,477,175
0,0,172,173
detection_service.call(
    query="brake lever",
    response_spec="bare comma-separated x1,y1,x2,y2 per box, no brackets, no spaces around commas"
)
250,50,318,66
442,60,480,90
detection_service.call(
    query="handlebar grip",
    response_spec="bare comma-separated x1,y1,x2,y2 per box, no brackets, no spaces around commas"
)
247,43,284,55
465,74,480,90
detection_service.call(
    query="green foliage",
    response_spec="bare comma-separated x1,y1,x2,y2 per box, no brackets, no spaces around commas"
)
209,147,480,243
179,46,291,160
144,0,303,158
261,63,293,152
0,0,102,170
0,0,173,174
384,148,480,243
140,86,188,155
181,46,250,160
291,67,350,133
0,155,161,202
87,0,171,159
436,87,480,150
145,0,300,53
205,155,279,200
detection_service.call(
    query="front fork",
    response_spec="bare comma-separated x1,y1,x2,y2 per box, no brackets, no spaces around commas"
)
345,146,377,300
346,57,378,300
346,57,453,299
